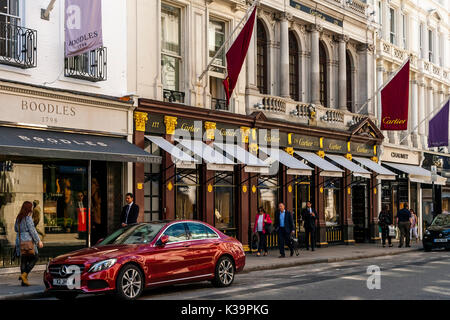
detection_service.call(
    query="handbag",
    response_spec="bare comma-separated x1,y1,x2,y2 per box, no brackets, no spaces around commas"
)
251,233,258,250
264,222,273,234
388,225,396,237
18,219,35,257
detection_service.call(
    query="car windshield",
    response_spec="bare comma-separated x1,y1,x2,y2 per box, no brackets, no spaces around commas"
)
97,223,166,246
431,214,450,228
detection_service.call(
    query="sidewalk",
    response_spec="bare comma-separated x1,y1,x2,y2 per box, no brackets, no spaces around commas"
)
0,241,422,300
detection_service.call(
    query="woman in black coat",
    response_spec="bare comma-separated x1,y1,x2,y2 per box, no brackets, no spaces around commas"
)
378,205,393,247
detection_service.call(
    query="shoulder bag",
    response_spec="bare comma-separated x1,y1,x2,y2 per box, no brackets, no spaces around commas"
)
264,214,273,234
18,219,35,256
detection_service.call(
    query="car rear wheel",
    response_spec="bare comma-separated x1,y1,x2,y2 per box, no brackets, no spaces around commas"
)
116,264,144,300
53,292,78,301
212,256,235,288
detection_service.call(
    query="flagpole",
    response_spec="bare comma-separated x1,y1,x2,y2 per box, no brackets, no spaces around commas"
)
398,96,450,145
198,0,258,82
355,58,410,115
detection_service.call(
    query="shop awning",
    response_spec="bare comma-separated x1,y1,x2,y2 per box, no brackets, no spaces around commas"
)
176,139,234,171
259,147,313,176
295,151,343,177
145,135,196,169
213,142,269,174
326,154,371,179
353,157,396,180
383,162,447,185
0,126,161,163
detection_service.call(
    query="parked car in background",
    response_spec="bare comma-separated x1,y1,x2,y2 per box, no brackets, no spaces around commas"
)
423,213,450,252
43,221,246,300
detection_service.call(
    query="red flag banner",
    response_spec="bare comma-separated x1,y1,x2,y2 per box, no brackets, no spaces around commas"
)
380,60,410,130
223,6,257,105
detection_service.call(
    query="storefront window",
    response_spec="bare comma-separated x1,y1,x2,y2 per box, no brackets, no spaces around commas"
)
294,178,310,232
324,178,341,227
214,172,234,231
422,188,434,230
442,188,450,213
144,141,161,222
257,177,279,222
175,169,199,220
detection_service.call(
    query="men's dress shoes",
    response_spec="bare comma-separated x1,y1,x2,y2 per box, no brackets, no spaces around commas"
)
398,245,403,248
306,248,310,251
311,248,315,251
290,250,294,257
406,245,411,248
278,255,285,258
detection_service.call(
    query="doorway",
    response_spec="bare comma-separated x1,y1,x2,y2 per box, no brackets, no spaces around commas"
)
352,184,368,243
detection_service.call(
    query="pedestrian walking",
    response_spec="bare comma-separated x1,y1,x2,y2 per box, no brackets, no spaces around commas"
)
378,205,393,247
120,193,140,228
252,207,272,256
15,201,43,286
301,201,317,251
274,202,295,258
396,203,412,248
410,209,419,243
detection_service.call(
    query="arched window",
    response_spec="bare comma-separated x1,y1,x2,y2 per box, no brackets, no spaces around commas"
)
289,31,299,101
346,51,352,112
257,20,268,94
319,41,328,107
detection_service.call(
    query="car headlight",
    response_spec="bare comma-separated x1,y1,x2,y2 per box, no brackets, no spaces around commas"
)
88,259,117,273
425,230,431,236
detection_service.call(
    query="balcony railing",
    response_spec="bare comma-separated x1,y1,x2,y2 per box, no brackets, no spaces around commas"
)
163,89,185,104
65,47,107,82
0,21,37,69
212,98,228,111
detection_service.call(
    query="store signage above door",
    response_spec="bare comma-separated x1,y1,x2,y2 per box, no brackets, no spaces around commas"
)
0,92,128,135
145,114,165,134
290,134,320,151
351,142,374,157
323,139,347,155
380,146,420,166
290,0,343,27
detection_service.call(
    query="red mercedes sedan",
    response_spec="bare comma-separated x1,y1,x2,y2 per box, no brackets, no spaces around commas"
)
43,220,246,300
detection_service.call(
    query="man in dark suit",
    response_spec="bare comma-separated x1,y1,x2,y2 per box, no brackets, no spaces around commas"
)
301,201,318,251
120,193,139,227
274,202,295,258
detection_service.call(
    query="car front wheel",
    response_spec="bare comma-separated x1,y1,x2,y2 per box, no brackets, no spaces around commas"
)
212,256,235,288
116,264,144,300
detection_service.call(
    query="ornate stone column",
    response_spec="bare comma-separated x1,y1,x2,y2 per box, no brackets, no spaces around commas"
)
336,35,349,111
411,78,419,148
308,24,322,105
418,78,426,148
279,12,291,98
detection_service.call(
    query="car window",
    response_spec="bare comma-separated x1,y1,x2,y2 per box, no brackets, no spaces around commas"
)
163,223,188,243
431,214,450,228
205,225,219,239
98,223,164,246
187,223,208,240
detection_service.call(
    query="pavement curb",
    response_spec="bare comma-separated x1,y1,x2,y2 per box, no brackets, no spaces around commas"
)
241,247,421,273
0,290,48,301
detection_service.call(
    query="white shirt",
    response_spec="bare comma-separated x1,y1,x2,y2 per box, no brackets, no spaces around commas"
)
257,215,264,232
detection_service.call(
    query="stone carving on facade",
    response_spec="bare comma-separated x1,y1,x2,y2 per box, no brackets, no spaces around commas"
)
134,112,148,132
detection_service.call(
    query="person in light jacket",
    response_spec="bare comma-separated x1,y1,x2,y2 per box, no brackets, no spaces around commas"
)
253,207,272,256
15,201,43,286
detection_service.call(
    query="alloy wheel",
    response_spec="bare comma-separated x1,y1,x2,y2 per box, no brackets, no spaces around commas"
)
121,268,142,299
218,259,234,285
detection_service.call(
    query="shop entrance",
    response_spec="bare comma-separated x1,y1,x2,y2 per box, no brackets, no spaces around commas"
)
293,178,311,247
352,184,368,243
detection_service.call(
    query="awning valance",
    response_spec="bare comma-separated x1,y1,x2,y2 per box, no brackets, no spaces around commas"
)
259,147,313,176
383,162,447,185
0,126,161,163
213,142,269,174
353,157,396,180
295,151,343,177
176,139,234,171
326,155,371,179
145,135,196,168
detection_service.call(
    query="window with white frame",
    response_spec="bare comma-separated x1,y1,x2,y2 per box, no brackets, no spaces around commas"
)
428,29,433,62
0,0,20,58
419,23,423,59
389,8,396,45
161,3,182,92
208,18,226,73
377,1,382,26
402,14,407,49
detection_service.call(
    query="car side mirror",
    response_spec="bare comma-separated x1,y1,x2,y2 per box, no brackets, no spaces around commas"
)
156,235,169,247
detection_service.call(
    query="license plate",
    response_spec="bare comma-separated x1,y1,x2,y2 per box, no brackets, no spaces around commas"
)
434,239,448,243
53,278,74,286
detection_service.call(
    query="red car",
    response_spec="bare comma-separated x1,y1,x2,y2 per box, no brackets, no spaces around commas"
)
43,220,246,300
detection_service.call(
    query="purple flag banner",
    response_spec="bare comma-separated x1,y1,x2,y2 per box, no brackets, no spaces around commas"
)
65,0,103,57
428,100,449,148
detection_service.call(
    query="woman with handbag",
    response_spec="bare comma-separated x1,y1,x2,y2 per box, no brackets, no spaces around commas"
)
15,201,43,286
253,207,272,256
378,205,393,248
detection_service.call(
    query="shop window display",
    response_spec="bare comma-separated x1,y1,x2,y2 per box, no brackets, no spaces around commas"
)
214,172,234,231
324,178,341,227
175,170,199,220
257,177,279,221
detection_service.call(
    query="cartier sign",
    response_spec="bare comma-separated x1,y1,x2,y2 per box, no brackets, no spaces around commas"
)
0,92,128,135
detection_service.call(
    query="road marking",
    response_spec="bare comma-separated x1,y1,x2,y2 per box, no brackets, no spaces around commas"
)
422,286,450,296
